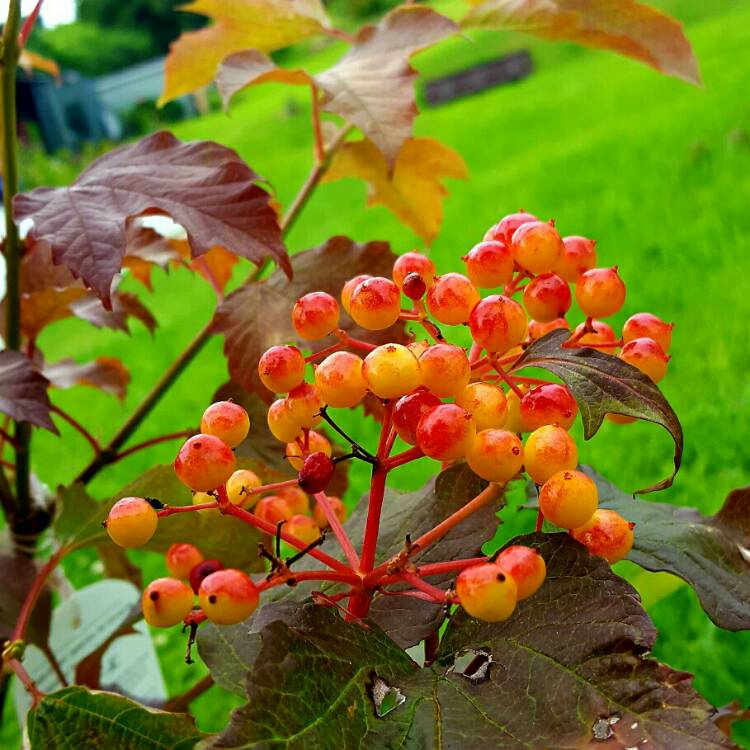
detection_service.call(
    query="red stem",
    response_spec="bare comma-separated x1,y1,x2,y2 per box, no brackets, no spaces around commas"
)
510,375,552,386
468,342,482,365
51,405,100,453
536,509,544,532
245,478,300,497
309,82,325,164
334,330,377,353
157,502,219,516
257,569,360,592
7,659,43,706
114,429,194,462
358,467,387,574
384,445,423,470
315,491,359,569
491,359,524,398
304,341,343,363
0,426,18,449
397,572,448,603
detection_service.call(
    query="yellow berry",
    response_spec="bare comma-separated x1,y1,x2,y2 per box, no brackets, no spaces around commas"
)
199,569,259,625
106,497,158,548
142,578,194,628
456,563,518,622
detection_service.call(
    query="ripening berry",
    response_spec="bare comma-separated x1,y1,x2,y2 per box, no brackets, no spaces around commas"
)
504,386,529,433
496,546,546,600
456,382,507,431
426,273,480,325
402,273,427,301
349,276,401,330
456,562,518,622
571,509,635,564
468,294,527,354
408,339,430,359
254,495,294,525
313,495,347,528
174,434,236,492
466,429,524,483
314,351,367,408
189,559,224,595
418,344,470,398
363,344,422,399
199,569,259,626
573,319,618,352
285,383,323,429
522,273,572,322
192,491,215,506
524,425,578,485
488,210,538,245
292,292,340,340
267,398,303,443
341,274,371,315
285,430,332,470
619,337,669,383
606,412,636,425
286,514,321,545
393,252,436,290
392,388,442,445
528,317,570,340
416,403,476,461
511,221,563,275
298,451,336,494
142,578,194,628
166,543,204,580
226,469,262,508
257,345,306,394
539,469,598,529
555,235,597,282
622,313,673,353
575,267,626,318
520,383,578,431
462,241,514,288
276,485,310,515
200,401,250,448
105,497,158,548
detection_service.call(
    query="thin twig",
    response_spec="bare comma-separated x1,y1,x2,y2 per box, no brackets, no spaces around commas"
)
51,405,100,454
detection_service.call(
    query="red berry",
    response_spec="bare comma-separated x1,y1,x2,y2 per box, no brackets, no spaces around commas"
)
292,292,340,340
201,401,250,448
456,562,518,622
426,273,480,325
166,543,204,580
418,344,470,398
174,434,236,492
199,569,259,625
528,317,570,340
619,337,669,383
189,559,224,595
520,383,578,431
341,274,371,315
416,403,476,461
522,273,571,322
511,220,563,274
392,252,436,289
349,277,401,330
575,267,626,318
257,345,306,394
468,294,527,354
462,240,514,288
142,578,194,628
298,452,336,494
622,313,673,353
555,235,597,282
487,210,538,245
571,509,635,564
496,546,546,600
392,388,442,445
402,272,427,300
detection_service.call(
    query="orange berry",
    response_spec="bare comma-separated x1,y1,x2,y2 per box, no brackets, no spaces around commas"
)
105,497,158,548
426,273,480,325
226,469,262,508
619,337,669,383
524,425,578,485
496,546,546,600
313,496,347,528
456,562,518,622
571,509,635,564
393,252,436,290
456,382,507,431
267,398,303,443
363,344,421,399
622,312,673,353
286,514,321,545
142,578,194,628
258,346,306,394
254,495,293,525
349,277,401,330
292,292,339,340
314,351,367,408
539,469,598,529
575,267,626,318
468,294,527,354
416,404,476,461
466,429,524,483
199,569,259,625
418,344,470,398
174,434,236,492
511,220,563,275
165,543,204,580
200,401,250,448
555,235,597,282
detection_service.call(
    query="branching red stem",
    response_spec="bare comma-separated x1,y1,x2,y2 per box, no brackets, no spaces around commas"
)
314,491,359,569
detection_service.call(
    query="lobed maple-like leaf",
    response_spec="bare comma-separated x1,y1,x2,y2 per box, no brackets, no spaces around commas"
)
324,138,468,243
462,0,701,85
511,328,682,492
14,131,289,306
212,236,408,399
0,350,56,432
44,357,131,401
160,0,330,104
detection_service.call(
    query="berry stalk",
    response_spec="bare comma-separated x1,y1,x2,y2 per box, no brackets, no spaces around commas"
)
314,491,360,569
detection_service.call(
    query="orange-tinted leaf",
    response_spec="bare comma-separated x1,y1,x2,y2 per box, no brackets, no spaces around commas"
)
21,287,88,339
123,225,183,291
317,6,457,163
160,0,329,104
462,0,700,85
191,246,239,296
19,49,60,78
44,357,131,401
324,137,467,243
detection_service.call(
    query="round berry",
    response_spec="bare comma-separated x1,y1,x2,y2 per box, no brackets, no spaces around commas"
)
286,514,321,545
402,272,427,301
416,403,476,461
292,292,340,340
622,313,673,353
504,386,530,434
199,569,259,625
466,428,524,483
362,344,422,400
539,469,598,529
573,319,618,352
571,509,635,564
528,317,570,340
522,273,571,322
426,273,480,325
313,495,347,528
267,399,303,443
285,430,331,470
520,383,578,431
392,388,442,445
456,382,508,431
555,235,597,282
418,344,470,398
166,543,204,580
226,469,262,508
524,425,578,485
257,345,306,394
456,562,518,622
488,210,538,245
393,252,436,290
189,559,224,595
298,452,336,494
349,277,401,330
200,401,250,448
619,337,669,383
285,383,323,429
254,495,294,525
142,578,194,628
575,267,626,318
407,339,430,359
468,294,527,354
276,486,310,515
496,546,546,600
314,351,367,408
511,221,563,275
462,241,514,288
341,274,371,315
174,434,236,492
192,491,215,507
105,497,158,548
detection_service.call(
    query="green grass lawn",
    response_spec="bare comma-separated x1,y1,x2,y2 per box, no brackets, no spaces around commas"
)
4,0,750,745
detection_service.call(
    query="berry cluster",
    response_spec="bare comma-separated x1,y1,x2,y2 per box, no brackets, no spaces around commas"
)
104,209,672,635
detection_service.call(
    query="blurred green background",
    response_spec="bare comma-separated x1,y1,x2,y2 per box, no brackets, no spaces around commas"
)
4,0,750,745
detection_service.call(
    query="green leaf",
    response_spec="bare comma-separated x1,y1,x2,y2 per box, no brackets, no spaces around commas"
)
27,686,203,750
54,483,108,549
587,466,750,631
511,328,683,493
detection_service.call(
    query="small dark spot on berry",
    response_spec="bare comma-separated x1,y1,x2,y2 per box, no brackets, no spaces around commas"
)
208,595,217,604
512,447,520,455
193,442,202,449
149,591,159,601
496,572,506,582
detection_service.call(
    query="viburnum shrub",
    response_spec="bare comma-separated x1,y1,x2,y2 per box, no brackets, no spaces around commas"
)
1,1,748,749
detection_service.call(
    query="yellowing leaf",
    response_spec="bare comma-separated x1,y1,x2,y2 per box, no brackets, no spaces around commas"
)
19,50,60,78
324,138,467,243
462,0,701,85
160,0,329,104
